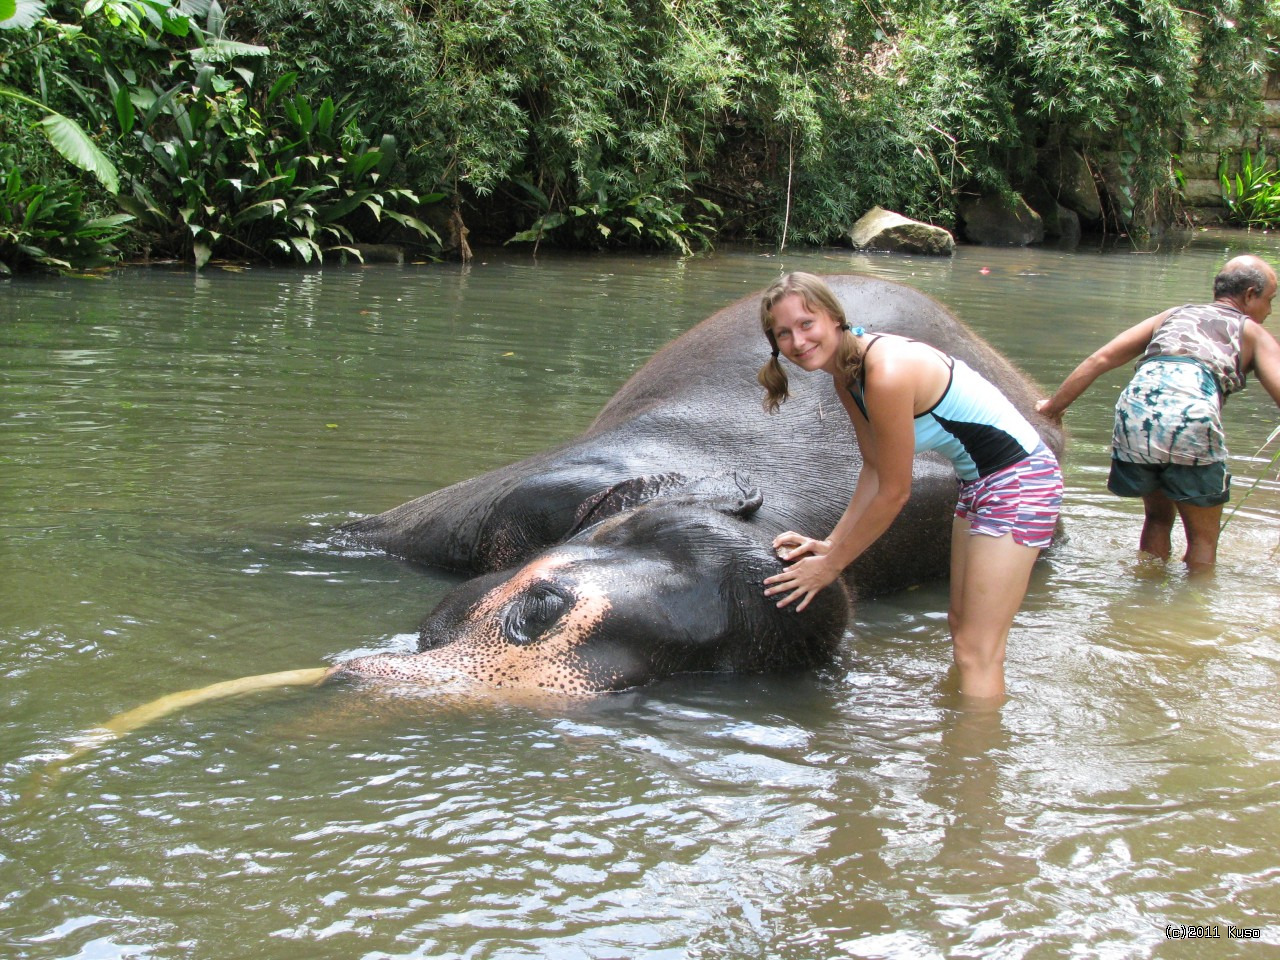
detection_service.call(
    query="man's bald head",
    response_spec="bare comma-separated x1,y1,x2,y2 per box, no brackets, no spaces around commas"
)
1214,255,1276,301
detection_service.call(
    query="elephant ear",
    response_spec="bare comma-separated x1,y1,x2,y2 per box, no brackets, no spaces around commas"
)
568,471,762,535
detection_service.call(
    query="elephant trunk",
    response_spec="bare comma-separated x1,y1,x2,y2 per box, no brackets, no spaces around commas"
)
333,652,476,687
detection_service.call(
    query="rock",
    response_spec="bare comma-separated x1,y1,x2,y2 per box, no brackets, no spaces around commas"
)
1051,203,1081,245
957,193,1046,246
1024,178,1082,244
1039,147,1103,223
848,206,955,256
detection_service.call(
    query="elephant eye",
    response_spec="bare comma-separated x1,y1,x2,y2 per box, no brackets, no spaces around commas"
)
502,584,570,646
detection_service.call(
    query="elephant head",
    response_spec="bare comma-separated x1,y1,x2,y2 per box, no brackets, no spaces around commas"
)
336,473,849,694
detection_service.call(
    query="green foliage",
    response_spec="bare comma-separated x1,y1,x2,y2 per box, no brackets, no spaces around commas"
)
236,0,1280,246
5,0,1280,261
0,0,47,30
0,0,124,193
117,70,443,267
234,0,810,249
511,170,722,255
0,0,443,269
0,84,120,192
1220,150,1280,227
0,2,260,195
881,1,1192,217
0,152,132,274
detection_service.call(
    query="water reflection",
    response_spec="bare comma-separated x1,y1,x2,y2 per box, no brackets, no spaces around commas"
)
4,236,1280,957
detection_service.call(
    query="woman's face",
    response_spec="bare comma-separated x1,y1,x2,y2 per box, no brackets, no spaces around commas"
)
768,292,841,374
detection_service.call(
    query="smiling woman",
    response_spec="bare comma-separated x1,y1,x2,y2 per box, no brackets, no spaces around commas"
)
756,271,1064,702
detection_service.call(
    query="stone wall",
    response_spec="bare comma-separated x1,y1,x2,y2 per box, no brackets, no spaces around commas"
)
1179,70,1280,220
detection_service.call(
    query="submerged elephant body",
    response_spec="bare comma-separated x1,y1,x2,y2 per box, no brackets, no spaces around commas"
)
338,275,1064,693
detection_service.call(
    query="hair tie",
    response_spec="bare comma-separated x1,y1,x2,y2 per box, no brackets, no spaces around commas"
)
766,329,780,359
849,325,865,336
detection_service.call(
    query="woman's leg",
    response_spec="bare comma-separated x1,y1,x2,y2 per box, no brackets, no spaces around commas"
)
948,518,1041,701
1174,501,1223,573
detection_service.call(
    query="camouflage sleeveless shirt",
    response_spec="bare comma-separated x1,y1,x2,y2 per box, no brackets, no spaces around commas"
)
1139,301,1249,397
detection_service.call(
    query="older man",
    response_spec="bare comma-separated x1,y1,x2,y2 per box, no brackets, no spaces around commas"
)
1038,254,1280,571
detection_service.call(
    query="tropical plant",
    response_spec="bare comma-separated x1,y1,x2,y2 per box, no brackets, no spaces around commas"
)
233,0,770,248
8,0,1280,258
234,0,1280,246
0,156,132,274
1219,150,1280,227
116,69,442,267
510,168,722,255
1,0,121,192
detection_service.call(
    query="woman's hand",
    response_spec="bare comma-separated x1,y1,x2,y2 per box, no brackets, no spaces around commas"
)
763,533,838,612
771,531,831,561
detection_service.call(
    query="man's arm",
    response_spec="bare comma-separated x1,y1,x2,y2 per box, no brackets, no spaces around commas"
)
1036,311,1171,419
1245,321,1280,407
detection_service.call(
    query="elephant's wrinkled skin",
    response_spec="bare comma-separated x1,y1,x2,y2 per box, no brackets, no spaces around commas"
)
337,275,1064,693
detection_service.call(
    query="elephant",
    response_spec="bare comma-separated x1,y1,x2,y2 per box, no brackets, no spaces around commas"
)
41,275,1064,782
333,274,1065,695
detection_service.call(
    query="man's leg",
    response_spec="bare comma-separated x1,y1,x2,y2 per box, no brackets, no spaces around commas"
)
1174,501,1224,573
1138,490,1176,561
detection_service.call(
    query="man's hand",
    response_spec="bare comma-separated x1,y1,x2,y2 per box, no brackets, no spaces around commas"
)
1035,397,1063,420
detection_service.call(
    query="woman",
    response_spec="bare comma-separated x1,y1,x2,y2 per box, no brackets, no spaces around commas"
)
757,273,1062,701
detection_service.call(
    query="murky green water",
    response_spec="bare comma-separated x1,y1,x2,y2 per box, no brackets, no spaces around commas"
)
3,235,1280,959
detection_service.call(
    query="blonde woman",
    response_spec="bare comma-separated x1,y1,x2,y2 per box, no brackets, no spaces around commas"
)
758,273,1061,701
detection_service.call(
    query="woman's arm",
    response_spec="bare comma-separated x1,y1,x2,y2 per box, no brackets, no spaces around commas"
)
1036,311,1169,419
772,404,881,558
764,352,918,611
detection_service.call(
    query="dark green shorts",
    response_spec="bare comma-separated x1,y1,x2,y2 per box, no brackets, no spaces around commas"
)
1107,458,1230,508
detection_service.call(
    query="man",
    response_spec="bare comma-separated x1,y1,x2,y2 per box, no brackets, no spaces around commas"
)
1037,254,1280,571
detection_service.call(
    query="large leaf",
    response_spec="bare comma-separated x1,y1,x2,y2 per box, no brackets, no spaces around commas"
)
113,85,135,136
290,235,319,263
346,151,383,183
316,98,335,140
318,191,367,222
191,38,270,62
382,210,442,243
81,213,135,239
231,199,285,226
0,0,46,29
265,72,298,110
36,111,120,194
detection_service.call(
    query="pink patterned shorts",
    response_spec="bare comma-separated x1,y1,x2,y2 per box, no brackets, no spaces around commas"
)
954,446,1063,549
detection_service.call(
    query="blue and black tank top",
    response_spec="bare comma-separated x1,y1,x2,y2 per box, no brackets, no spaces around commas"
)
848,335,1042,482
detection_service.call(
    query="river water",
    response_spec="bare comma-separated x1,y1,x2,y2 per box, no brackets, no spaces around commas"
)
3,233,1280,959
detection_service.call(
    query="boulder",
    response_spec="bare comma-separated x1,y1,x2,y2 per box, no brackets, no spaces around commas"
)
1050,203,1081,245
848,207,955,256
957,193,1046,246
1023,178,1082,244
1039,147,1103,223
